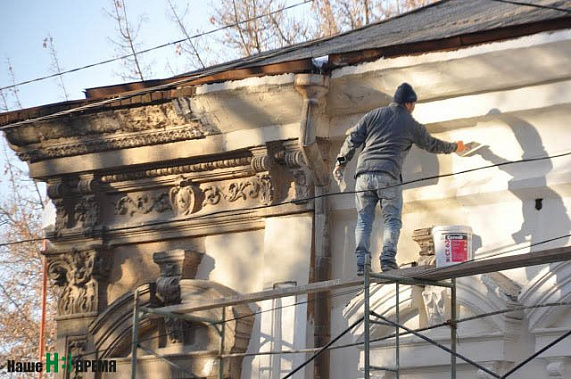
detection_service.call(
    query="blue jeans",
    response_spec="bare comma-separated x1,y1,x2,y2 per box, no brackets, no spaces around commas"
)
354,172,403,267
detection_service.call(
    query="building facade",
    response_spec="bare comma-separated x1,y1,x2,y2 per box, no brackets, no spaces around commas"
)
2,1,571,378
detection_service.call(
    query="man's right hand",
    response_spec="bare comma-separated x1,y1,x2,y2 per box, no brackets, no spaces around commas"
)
456,140,465,153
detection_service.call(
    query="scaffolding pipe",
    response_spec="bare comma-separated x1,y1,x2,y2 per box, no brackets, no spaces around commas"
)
370,311,500,378
451,278,457,379
140,306,219,325
282,317,364,379
38,241,48,379
219,306,226,379
370,365,398,372
138,345,199,379
396,282,400,379
131,289,140,379
364,257,371,379
370,272,455,288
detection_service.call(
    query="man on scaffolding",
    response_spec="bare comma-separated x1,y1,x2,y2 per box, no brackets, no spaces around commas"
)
334,82,467,275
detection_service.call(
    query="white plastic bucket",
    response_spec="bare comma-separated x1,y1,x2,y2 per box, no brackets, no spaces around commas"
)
432,225,473,267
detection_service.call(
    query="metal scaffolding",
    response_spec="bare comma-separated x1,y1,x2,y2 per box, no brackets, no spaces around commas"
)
362,257,458,378
128,244,571,379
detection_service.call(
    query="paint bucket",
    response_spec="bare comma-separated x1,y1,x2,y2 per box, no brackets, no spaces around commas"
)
432,225,473,267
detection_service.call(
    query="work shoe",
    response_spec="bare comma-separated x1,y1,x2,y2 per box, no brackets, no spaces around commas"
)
380,260,399,272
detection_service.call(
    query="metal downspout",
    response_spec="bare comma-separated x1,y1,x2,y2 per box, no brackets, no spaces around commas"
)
294,74,331,379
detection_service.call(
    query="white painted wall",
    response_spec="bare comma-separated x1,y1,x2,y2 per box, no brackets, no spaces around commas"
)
186,27,571,379
235,214,314,379
329,29,571,379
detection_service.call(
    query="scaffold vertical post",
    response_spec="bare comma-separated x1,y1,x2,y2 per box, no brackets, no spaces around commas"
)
364,256,371,379
451,278,457,379
131,289,140,379
396,281,400,379
219,306,226,379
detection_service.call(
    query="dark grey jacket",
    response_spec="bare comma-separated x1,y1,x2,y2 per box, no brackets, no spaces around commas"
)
337,103,457,179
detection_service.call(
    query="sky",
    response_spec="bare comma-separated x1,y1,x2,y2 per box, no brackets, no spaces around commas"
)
0,0,220,198
0,0,312,197
0,0,244,110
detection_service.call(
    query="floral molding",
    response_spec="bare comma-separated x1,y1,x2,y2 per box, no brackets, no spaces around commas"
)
46,143,313,236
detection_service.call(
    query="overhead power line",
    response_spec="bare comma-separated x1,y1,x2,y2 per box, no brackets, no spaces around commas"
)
0,0,313,93
0,17,321,132
1,0,567,96
105,149,571,231
0,149,570,249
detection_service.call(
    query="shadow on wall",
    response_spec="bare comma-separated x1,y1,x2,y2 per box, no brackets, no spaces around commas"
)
196,254,216,279
402,145,440,188
475,109,570,280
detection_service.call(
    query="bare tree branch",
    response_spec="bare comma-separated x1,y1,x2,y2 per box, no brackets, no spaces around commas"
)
105,0,150,81
42,33,70,101
166,0,206,69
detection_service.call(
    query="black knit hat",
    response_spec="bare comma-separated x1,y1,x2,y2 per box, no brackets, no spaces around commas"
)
394,82,417,104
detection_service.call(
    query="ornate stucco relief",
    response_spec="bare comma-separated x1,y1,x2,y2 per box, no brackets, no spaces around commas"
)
201,173,274,207
47,248,109,318
18,127,205,162
114,192,172,216
6,102,218,162
47,177,101,236
110,174,274,222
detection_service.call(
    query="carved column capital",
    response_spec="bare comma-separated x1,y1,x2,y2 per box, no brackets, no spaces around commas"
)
251,155,270,172
47,180,70,200
153,249,204,345
46,176,101,236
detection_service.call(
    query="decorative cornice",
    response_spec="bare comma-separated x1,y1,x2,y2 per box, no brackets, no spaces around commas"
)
43,143,313,242
18,126,206,162
8,103,192,144
100,156,253,183
5,101,224,162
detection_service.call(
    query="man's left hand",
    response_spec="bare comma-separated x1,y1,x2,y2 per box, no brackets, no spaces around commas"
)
333,163,345,181
333,164,347,191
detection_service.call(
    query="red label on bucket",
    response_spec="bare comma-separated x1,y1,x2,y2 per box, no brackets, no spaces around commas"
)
444,234,468,263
